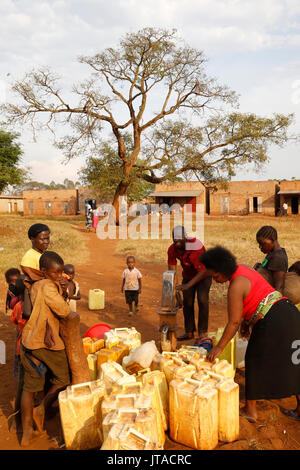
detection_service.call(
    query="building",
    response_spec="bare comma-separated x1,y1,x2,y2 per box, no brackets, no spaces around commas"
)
0,194,24,214
149,181,206,212
23,189,78,216
278,180,300,215
207,180,279,216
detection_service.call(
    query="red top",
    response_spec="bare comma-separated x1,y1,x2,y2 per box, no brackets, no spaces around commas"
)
230,265,275,321
168,238,207,281
10,301,26,355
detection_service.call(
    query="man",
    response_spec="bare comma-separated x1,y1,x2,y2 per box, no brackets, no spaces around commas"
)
282,202,288,216
167,226,212,341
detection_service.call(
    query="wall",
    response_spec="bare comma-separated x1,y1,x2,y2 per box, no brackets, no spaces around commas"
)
23,189,78,216
0,196,23,213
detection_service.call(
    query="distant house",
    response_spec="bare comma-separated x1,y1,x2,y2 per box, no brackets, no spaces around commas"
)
23,189,78,216
278,180,300,215
0,194,23,214
149,182,206,212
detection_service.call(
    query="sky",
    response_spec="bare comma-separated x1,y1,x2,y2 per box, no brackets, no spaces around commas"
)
0,0,300,185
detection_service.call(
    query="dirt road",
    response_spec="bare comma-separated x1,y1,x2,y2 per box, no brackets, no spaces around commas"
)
0,229,300,450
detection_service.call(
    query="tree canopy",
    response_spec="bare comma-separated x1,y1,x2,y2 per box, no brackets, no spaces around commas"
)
0,130,26,193
1,27,294,220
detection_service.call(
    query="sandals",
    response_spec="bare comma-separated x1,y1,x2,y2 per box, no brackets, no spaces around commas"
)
281,408,300,421
239,411,257,423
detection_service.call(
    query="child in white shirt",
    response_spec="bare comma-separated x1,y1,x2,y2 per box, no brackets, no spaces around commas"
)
121,256,142,317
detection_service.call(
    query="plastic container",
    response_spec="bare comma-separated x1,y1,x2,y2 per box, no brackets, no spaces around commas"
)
122,341,159,371
189,355,213,373
96,349,119,370
84,323,111,340
87,354,98,381
111,381,144,397
213,327,236,370
101,423,164,450
82,338,104,355
139,370,169,431
169,378,218,450
88,289,105,310
216,379,239,442
101,393,152,421
211,359,235,378
58,379,105,450
110,344,130,365
102,408,159,444
99,361,136,393
235,338,248,368
104,327,141,350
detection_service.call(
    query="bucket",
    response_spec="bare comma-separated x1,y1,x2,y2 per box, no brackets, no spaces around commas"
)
84,323,111,340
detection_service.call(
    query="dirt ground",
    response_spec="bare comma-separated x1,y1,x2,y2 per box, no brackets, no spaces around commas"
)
1,226,300,451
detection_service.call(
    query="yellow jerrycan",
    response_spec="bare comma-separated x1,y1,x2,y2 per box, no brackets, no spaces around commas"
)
88,289,105,310
101,423,164,450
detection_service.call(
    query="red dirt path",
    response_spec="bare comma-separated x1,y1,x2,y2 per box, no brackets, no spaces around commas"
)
1,229,300,451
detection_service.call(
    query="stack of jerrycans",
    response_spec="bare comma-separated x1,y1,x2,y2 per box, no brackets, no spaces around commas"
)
104,327,141,351
99,361,136,394
58,379,105,450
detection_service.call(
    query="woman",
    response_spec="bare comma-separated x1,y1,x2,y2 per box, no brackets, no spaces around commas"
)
255,225,288,293
201,246,300,423
21,224,51,273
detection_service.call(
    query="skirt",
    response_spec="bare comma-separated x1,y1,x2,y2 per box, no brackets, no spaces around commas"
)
245,298,300,400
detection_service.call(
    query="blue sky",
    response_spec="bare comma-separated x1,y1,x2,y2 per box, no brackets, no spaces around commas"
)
0,0,299,184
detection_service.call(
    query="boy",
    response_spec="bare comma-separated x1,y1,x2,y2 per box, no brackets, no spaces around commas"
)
64,264,81,312
5,268,21,315
19,251,72,447
121,255,142,317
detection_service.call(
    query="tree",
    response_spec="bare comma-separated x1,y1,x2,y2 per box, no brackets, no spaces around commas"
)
1,28,294,222
0,130,27,193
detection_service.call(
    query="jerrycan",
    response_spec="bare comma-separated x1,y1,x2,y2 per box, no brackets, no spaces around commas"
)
111,381,144,397
105,327,141,350
102,408,159,444
58,379,105,450
214,327,236,370
99,361,136,393
101,393,152,421
96,348,119,371
88,289,105,310
140,370,169,431
211,359,235,378
216,378,239,442
169,378,218,450
101,423,164,450
235,338,248,368
87,354,98,381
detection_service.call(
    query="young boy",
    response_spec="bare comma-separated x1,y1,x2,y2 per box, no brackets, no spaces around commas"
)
121,255,142,317
5,268,21,315
19,251,72,447
64,264,81,312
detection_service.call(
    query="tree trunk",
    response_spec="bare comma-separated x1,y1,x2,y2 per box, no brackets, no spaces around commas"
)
112,180,130,225
60,313,91,385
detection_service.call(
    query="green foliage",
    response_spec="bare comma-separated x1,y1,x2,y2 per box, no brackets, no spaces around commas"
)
0,130,26,192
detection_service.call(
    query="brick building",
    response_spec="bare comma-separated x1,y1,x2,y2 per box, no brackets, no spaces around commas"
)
149,181,206,212
207,180,279,216
278,180,300,215
0,194,23,214
23,189,78,216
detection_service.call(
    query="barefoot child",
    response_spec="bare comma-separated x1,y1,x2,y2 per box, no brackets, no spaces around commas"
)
121,256,142,317
64,264,81,312
5,268,21,315
19,251,72,447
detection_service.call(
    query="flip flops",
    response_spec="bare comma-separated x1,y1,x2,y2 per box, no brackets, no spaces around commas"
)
239,411,257,423
281,408,300,421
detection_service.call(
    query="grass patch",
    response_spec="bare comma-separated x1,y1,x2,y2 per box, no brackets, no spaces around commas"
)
0,215,87,276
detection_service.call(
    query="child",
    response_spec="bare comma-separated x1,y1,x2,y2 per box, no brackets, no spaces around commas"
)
64,264,81,312
5,268,21,315
121,255,142,317
19,251,72,447
255,225,288,293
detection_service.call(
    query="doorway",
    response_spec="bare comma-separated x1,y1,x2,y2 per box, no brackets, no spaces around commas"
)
253,197,258,213
291,197,299,215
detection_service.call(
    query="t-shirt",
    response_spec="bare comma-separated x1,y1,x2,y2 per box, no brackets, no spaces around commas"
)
230,265,276,321
167,238,206,281
20,248,42,271
122,268,142,291
261,248,288,273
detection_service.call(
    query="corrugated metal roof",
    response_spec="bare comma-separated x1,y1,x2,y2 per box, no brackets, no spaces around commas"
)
149,191,202,197
278,190,300,195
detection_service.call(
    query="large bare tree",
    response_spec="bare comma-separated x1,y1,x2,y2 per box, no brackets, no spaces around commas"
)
1,28,293,222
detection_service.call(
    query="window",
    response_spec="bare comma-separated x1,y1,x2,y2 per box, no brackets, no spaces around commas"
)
28,202,34,214
62,202,70,215
45,202,52,215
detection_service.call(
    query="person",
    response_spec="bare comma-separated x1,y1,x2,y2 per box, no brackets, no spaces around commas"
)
169,225,212,341
20,224,51,272
283,202,288,216
92,209,99,233
121,255,142,317
255,225,288,293
85,203,93,231
19,251,72,446
201,246,300,423
5,268,21,315
64,264,81,312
